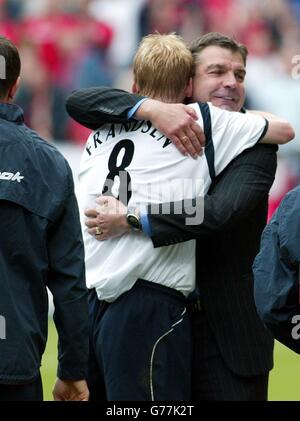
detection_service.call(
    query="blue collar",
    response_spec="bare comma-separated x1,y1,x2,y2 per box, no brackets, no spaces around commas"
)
0,103,24,124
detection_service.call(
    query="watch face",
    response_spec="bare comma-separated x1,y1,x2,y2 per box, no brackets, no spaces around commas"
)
127,214,141,230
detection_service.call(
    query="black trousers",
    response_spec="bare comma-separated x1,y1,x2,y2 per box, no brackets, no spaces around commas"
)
0,374,43,401
88,281,191,401
190,307,269,401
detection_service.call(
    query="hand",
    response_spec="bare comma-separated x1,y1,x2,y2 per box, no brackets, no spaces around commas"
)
53,379,89,401
136,99,205,157
84,196,130,241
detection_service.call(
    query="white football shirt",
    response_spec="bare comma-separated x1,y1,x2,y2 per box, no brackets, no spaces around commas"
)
78,102,267,302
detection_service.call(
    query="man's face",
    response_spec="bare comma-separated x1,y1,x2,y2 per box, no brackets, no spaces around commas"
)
192,46,246,112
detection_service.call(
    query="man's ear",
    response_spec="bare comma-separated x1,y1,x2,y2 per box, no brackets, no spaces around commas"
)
8,76,20,100
132,81,139,94
184,77,193,99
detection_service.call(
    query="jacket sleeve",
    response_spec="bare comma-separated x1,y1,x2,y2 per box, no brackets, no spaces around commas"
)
46,166,89,380
253,188,300,353
148,143,277,247
66,86,143,129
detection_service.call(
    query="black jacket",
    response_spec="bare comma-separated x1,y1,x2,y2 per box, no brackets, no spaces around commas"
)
0,103,88,384
66,87,276,376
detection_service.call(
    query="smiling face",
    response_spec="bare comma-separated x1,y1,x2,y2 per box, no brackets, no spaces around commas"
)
192,45,246,111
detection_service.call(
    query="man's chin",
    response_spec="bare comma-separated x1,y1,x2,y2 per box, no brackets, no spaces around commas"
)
211,98,239,112
219,104,236,111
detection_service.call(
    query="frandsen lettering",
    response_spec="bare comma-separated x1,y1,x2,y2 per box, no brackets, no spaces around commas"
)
85,122,171,156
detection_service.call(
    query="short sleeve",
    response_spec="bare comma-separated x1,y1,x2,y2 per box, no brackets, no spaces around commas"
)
209,104,268,176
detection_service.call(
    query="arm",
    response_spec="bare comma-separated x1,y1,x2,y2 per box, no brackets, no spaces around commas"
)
248,109,295,144
137,101,294,148
253,188,300,353
66,87,205,156
148,143,277,247
66,86,143,129
46,166,89,388
84,144,277,247
207,104,294,150
238,108,295,145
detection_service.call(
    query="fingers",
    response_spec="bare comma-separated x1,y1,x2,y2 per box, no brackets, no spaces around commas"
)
85,220,106,240
84,208,98,218
170,135,189,156
96,196,108,206
180,133,198,158
85,217,107,241
191,119,206,148
185,107,198,120
171,130,204,158
184,122,206,156
167,108,205,157
85,218,98,229
87,227,106,241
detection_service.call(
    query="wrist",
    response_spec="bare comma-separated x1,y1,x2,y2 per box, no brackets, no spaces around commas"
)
122,213,132,233
136,99,157,120
126,206,142,231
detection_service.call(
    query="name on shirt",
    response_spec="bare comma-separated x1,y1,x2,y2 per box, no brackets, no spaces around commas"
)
85,120,171,156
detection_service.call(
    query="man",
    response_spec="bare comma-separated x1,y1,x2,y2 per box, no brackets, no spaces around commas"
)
253,187,300,354
68,31,294,398
0,36,89,401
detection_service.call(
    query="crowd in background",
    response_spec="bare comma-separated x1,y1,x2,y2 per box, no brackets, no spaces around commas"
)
0,0,300,216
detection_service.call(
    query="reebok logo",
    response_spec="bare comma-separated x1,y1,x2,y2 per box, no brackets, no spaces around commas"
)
0,171,24,183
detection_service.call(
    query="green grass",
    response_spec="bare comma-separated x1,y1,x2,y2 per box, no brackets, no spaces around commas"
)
41,320,300,401
269,341,300,401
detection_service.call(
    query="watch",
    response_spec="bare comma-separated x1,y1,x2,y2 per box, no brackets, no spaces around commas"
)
126,207,142,231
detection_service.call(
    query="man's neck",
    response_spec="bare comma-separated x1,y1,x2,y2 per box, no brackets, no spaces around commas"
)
0,97,11,104
138,92,184,104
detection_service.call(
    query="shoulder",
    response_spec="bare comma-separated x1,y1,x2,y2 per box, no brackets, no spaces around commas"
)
276,186,300,220
230,142,277,165
20,127,73,196
211,142,277,186
255,189,300,261
26,127,70,174
218,142,278,173
271,187,300,259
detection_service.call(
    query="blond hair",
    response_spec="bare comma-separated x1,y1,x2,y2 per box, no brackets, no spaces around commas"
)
133,33,194,102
